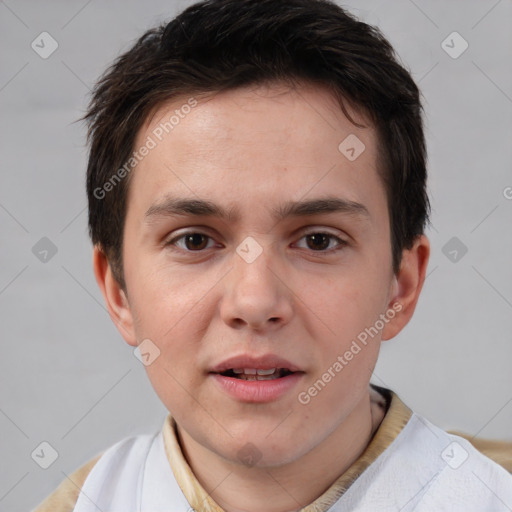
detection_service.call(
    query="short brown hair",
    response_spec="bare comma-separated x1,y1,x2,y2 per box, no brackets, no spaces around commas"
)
84,0,429,290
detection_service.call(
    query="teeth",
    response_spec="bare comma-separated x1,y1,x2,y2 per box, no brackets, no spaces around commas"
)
231,368,277,375
223,368,294,381
237,373,280,381
257,368,277,375
226,368,289,381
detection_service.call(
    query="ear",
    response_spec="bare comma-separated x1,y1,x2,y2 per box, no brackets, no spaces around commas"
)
92,245,138,346
381,235,430,341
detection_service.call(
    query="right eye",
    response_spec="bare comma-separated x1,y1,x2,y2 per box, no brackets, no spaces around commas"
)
166,231,217,252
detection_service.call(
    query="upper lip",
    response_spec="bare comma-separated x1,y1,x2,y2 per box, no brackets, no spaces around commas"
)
209,354,303,373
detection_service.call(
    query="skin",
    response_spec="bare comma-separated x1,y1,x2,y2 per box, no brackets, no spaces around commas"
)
94,81,429,512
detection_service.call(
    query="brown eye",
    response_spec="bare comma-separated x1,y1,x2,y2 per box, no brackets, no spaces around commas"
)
168,232,214,251
295,232,346,253
305,233,331,251
183,233,209,250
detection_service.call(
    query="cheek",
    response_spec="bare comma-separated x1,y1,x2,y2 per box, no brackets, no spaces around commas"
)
310,275,386,338
128,261,211,336
142,332,202,415
302,269,390,390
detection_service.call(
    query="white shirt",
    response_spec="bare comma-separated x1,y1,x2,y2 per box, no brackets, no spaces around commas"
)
73,412,512,512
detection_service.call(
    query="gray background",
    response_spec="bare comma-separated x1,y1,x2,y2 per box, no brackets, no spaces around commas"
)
0,0,511,510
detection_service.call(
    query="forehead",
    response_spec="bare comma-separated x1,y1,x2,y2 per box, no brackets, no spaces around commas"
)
127,82,385,225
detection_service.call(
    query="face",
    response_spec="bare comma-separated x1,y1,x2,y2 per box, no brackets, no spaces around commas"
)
102,82,418,468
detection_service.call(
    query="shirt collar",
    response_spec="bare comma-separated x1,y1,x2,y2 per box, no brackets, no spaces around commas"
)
161,384,413,512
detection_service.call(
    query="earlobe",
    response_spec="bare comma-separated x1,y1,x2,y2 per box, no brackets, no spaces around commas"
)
92,246,138,346
381,235,430,341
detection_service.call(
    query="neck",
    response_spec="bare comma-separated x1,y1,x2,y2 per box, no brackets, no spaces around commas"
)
176,390,383,512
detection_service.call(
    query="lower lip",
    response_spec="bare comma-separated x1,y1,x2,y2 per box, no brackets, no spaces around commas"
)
210,373,304,403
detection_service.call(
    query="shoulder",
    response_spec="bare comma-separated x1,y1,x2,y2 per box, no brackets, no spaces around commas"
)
31,434,154,512
402,414,512,510
449,429,512,474
342,410,512,510
31,453,102,512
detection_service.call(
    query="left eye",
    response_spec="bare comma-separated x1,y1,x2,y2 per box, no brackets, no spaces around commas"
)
295,232,346,252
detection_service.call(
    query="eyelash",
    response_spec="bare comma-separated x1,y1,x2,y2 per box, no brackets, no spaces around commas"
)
165,230,347,254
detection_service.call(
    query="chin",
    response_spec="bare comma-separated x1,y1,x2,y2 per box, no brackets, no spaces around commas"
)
217,430,309,469
227,444,303,469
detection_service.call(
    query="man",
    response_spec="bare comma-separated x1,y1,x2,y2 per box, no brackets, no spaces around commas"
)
34,0,512,510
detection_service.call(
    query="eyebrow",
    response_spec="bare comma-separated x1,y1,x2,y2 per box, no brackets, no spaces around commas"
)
144,196,370,224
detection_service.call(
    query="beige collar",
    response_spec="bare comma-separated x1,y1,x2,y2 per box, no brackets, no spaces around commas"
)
161,386,412,512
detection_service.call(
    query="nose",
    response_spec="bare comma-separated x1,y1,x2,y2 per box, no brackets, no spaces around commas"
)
220,242,293,332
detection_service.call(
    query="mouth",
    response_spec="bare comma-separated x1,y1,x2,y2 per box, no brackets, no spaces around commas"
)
216,368,296,381
208,354,304,402
210,369,304,403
